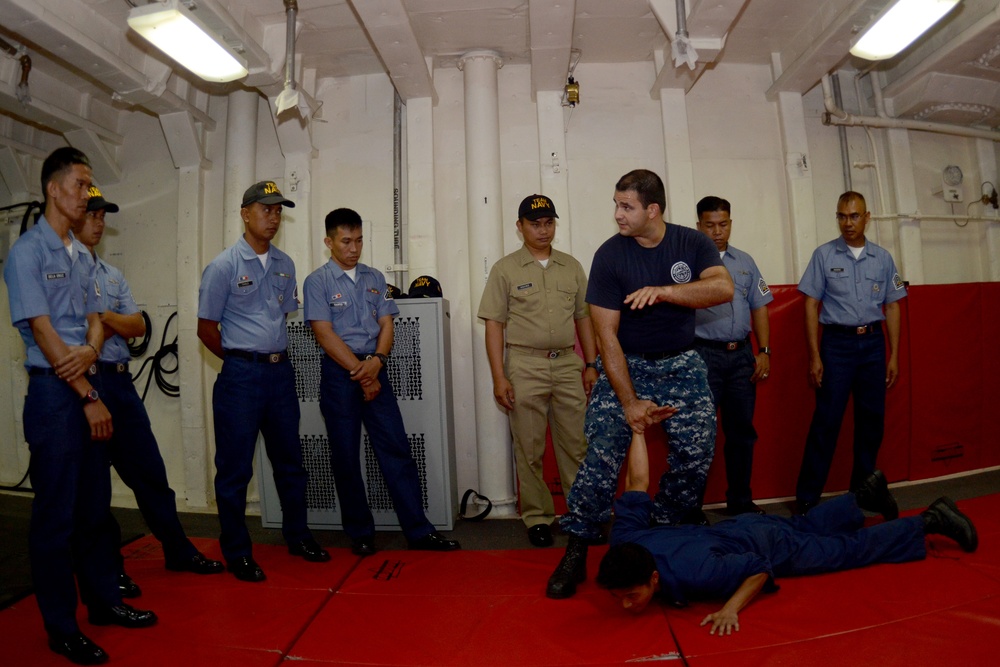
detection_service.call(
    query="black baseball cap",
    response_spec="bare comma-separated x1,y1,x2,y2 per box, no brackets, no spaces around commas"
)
518,194,558,221
87,186,119,213
408,275,442,298
241,180,295,208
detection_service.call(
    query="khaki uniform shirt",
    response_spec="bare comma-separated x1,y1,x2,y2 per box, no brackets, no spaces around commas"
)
478,245,589,349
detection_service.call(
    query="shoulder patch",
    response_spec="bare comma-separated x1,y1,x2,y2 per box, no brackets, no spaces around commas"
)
757,277,770,296
892,273,905,290
383,287,394,300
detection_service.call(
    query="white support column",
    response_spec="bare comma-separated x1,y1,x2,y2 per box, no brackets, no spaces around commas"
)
458,50,516,517
224,90,259,244
885,128,924,284
176,165,210,508
775,90,818,281
406,96,438,277
976,138,1000,281
536,90,573,252
659,88,696,225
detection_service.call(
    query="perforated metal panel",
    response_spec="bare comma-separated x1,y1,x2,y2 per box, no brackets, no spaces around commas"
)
256,298,456,530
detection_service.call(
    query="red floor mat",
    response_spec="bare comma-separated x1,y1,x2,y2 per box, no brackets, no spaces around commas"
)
2,495,999,666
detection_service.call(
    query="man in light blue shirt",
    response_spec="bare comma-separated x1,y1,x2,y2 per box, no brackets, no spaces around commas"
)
76,188,224,599
4,147,155,665
302,207,460,556
197,180,328,582
694,196,773,517
795,191,907,516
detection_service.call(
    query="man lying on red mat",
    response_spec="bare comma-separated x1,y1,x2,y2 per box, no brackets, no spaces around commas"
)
597,422,978,635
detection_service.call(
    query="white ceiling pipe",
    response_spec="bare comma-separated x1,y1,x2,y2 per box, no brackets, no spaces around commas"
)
820,73,1000,142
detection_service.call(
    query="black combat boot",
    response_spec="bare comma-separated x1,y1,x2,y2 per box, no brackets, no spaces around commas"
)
853,469,899,521
546,536,589,599
921,497,978,553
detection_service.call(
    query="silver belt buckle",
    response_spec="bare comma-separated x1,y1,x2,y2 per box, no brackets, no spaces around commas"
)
269,353,281,363
548,351,559,359
116,362,126,373
856,326,867,334
726,342,738,351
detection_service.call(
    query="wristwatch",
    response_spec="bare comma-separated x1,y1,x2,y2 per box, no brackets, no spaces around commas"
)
366,352,389,366
585,362,598,370
80,388,99,405
759,346,771,356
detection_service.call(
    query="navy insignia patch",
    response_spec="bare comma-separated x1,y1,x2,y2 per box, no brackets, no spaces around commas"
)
383,287,394,300
757,278,770,296
892,273,904,290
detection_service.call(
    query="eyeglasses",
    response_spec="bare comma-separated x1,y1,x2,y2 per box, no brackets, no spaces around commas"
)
835,212,863,223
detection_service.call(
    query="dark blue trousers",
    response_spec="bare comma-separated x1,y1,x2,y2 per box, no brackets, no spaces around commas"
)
24,375,120,637
101,368,197,567
749,494,926,576
695,345,758,507
318,357,434,542
797,329,887,505
212,357,309,561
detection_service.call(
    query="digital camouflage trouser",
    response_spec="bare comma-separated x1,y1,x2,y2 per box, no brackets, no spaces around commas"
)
560,350,716,539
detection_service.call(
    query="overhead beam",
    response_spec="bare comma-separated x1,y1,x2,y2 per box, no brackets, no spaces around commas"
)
2,0,230,122
528,0,575,97
648,0,749,96
348,0,436,102
765,0,879,99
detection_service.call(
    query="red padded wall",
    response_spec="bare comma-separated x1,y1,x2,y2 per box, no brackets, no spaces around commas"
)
537,282,998,510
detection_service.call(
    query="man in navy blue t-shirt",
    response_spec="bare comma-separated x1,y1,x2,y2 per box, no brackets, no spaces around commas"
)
547,169,734,599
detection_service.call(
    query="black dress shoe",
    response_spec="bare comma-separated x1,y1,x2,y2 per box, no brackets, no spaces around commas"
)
546,536,588,599
408,531,461,551
922,496,978,552
726,501,766,516
853,469,899,521
352,537,378,557
289,538,331,562
165,552,225,575
87,603,158,629
118,573,141,599
48,631,108,665
527,524,553,548
227,556,266,582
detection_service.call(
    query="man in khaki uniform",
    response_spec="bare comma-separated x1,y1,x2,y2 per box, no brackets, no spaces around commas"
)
479,194,598,547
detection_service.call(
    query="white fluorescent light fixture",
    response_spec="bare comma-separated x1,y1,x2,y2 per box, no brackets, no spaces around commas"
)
850,0,962,61
127,0,248,82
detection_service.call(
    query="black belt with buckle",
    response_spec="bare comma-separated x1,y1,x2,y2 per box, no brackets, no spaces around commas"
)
632,347,691,361
506,344,575,359
98,361,130,374
694,336,750,351
825,322,882,335
226,349,289,364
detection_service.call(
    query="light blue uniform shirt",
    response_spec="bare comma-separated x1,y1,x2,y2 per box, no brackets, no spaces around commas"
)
797,237,907,326
88,253,139,364
197,236,297,353
695,245,773,341
3,216,100,369
302,260,398,354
